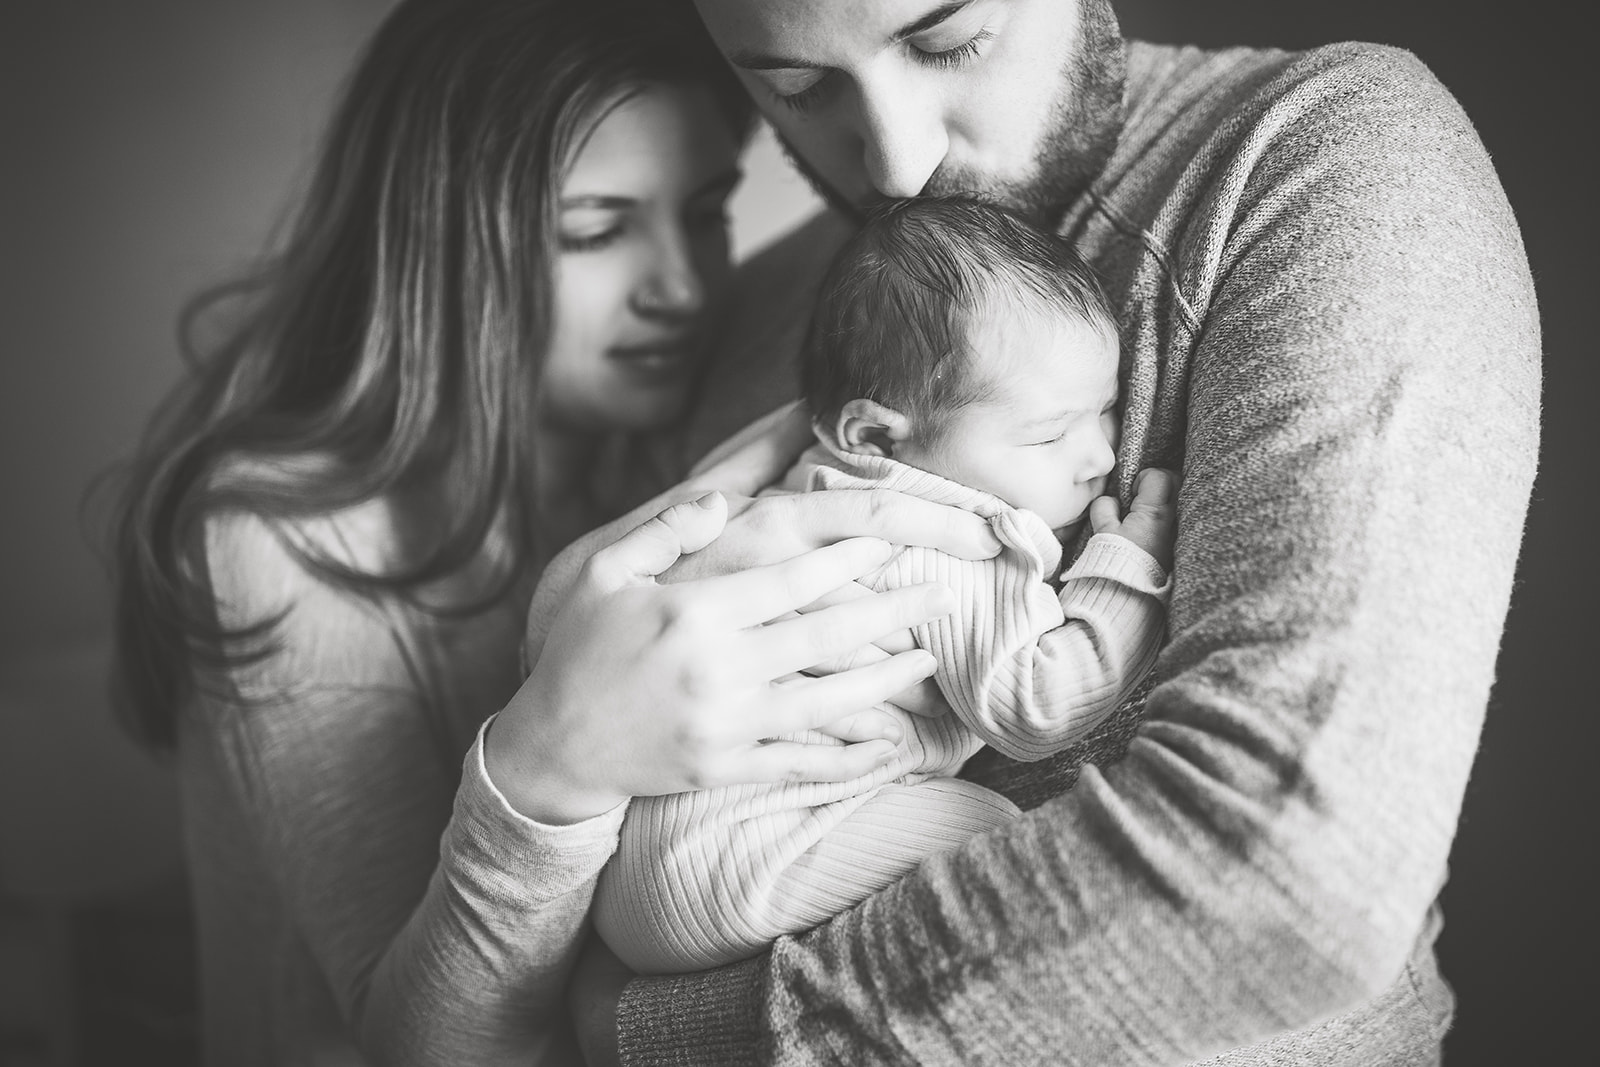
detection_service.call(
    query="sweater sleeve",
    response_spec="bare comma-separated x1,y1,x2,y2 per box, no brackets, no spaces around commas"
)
201,511,625,1065
615,46,1540,1065
902,527,1170,762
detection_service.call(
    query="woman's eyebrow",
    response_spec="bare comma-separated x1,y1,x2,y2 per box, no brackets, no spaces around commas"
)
730,0,975,70
560,195,634,209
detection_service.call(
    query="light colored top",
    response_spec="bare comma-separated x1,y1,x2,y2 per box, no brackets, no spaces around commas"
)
183,504,619,1066
797,439,1171,760
593,439,1168,974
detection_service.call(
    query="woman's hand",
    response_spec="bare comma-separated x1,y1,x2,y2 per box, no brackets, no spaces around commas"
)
523,402,997,708
670,400,1004,580
487,491,957,826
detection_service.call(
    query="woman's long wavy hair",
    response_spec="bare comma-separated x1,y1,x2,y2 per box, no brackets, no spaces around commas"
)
105,0,749,748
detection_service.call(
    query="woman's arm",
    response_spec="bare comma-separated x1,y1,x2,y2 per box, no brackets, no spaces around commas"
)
200,493,961,1064
200,509,613,1065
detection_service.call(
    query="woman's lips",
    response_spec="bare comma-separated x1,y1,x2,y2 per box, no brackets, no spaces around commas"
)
607,341,695,382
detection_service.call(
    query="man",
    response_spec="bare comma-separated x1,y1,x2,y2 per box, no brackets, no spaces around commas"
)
561,0,1540,1062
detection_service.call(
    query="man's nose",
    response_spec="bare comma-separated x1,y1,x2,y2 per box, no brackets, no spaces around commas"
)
855,72,948,199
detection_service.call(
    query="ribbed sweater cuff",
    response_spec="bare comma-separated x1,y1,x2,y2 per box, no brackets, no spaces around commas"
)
1062,532,1171,593
617,957,766,1066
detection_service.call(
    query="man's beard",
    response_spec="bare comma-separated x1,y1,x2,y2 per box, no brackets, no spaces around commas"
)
778,0,1126,230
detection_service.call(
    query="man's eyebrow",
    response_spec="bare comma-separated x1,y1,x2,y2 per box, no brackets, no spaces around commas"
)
891,1,975,43
729,0,975,71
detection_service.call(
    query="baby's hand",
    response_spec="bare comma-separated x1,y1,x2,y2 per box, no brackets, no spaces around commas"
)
1088,468,1179,572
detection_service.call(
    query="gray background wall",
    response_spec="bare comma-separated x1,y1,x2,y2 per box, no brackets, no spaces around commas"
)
0,2,1585,1063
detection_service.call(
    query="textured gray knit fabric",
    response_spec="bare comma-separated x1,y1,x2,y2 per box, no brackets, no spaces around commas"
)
616,39,1540,1066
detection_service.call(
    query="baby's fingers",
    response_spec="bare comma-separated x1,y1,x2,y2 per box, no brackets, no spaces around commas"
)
1130,468,1179,511
1089,495,1121,535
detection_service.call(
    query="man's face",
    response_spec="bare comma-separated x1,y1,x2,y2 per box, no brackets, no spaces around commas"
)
691,0,1125,225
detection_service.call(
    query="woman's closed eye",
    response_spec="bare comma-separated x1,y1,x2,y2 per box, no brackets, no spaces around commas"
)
559,203,629,252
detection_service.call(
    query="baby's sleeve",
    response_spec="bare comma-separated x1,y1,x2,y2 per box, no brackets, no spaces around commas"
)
892,522,1170,763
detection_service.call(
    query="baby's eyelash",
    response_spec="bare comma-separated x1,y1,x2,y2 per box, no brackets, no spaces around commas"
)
913,27,995,70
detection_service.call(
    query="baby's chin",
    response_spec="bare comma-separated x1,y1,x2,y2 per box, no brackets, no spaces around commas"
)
1052,516,1089,542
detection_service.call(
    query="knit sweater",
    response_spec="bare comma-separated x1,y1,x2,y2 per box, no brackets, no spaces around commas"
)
174,37,1538,1067
593,441,1168,974
617,39,1540,1066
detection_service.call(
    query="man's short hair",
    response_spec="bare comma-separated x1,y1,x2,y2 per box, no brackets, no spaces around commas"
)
800,195,1117,430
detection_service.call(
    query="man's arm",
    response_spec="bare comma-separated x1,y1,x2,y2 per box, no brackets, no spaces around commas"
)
613,47,1540,1065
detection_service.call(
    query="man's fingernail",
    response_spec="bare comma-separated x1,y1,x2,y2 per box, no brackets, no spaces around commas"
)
694,491,722,509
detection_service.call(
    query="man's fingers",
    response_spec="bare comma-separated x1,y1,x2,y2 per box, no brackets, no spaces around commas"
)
804,641,892,679
881,676,950,719
790,489,1002,561
757,648,938,736
734,737,904,787
584,493,729,590
743,584,954,681
792,576,874,614
690,536,897,629
809,706,907,745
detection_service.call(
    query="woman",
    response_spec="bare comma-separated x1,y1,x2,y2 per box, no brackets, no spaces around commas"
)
106,1,969,1062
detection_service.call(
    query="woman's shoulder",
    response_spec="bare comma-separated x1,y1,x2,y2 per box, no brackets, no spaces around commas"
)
203,491,405,630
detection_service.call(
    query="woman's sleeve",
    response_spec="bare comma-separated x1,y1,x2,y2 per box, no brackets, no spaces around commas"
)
200,511,625,1065
612,47,1541,1065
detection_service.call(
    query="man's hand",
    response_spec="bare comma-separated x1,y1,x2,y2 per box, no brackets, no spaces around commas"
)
1088,468,1180,572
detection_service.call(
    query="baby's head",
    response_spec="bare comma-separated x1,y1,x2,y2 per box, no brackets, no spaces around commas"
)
802,196,1121,533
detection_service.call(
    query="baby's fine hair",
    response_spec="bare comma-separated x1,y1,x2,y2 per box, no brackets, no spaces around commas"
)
801,195,1117,429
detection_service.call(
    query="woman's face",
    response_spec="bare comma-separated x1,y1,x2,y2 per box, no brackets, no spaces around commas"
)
541,82,743,433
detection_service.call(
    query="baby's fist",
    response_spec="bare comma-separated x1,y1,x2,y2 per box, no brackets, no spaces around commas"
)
1088,468,1179,572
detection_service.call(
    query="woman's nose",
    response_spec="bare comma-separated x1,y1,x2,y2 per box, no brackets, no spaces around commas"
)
631,237,704,320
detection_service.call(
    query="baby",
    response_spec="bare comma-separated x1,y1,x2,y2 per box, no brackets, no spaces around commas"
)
594,196,1177,974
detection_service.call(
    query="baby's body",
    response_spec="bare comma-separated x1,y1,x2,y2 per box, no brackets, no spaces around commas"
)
594,197,1177,974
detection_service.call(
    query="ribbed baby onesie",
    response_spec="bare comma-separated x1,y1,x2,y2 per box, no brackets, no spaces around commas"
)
594,441,1170,973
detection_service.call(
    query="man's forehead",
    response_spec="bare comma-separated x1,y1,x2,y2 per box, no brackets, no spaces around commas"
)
693,0,969,64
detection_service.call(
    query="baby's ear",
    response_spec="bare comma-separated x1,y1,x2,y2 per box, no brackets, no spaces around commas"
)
837,399,912,458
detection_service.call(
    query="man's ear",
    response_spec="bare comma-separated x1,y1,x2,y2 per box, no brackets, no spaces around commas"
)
836,399,913,457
